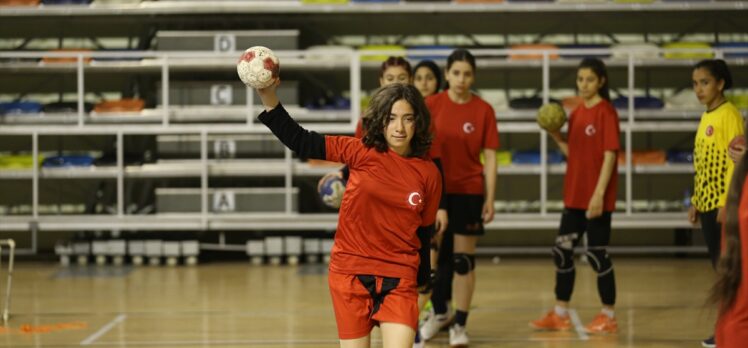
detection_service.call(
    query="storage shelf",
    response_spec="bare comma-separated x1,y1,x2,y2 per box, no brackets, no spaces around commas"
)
0,1,744,17
0,108,722,127
499,163,693,175
0,106,352,125
4,56,748,73
0,161,694,179
0,211,691,231
0,57,347,72
0,159,343,179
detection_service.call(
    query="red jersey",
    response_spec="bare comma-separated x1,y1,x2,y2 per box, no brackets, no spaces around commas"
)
563,99,620,211
325,135,442,280
716,178,748,348
426,91,499,195
354,118,365,139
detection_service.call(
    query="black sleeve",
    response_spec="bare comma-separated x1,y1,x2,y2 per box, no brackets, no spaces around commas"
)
340,165,350,181
417,224,435,287
257,103,326,160
432,158,448,210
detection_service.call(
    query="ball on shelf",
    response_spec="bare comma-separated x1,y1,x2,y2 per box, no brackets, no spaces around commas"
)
536,103,567,132
318,174,346,209
237,46,280,89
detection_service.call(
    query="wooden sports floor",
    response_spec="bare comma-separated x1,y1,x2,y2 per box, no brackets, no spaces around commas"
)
0,257,717,347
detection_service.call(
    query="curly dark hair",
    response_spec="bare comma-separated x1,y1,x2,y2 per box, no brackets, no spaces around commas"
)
361,83,432,158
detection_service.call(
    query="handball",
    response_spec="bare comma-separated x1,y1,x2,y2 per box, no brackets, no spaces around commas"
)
318,174,346,209
237,46,280,89
537,103,567,132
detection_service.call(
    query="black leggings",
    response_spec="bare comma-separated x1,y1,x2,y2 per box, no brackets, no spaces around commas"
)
699,210,722,269
430,228,454,314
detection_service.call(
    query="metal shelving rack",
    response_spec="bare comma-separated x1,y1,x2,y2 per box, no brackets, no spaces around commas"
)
0,47,736,233
1,1,746,255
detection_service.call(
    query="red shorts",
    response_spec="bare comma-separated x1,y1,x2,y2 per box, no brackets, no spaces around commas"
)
328,270,418,339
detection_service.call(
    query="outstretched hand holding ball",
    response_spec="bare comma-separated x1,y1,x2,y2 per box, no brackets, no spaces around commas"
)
237,46,279,88
237,46,280,110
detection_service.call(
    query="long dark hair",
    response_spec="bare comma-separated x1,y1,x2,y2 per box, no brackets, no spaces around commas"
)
361,83,432,158
578,58,610,101
444,49,476,90
414,60,443,93
710,121,748,314
379,56,412,79
695,59,733,95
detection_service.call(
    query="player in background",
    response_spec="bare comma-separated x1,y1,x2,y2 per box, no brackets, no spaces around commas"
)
688,59,744,348
420,49,499,346
529,58,621,335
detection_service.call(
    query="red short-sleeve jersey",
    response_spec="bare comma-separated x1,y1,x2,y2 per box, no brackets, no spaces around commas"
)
563,99,620,211
325,135,442,280
426,91,499,195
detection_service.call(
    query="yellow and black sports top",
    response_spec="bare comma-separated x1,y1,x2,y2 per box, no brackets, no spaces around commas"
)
692,101,744,211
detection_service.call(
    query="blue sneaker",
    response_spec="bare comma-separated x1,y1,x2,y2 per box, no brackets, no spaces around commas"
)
701,335,715,348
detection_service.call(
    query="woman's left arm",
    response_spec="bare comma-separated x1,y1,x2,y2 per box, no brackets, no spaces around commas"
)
587,151,616,219
482,148,497,223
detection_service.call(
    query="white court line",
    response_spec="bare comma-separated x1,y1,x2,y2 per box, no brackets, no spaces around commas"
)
80,314,127,346
568,309,590,341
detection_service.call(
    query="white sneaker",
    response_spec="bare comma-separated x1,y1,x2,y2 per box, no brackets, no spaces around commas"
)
419,308,451,340
449,324,469,347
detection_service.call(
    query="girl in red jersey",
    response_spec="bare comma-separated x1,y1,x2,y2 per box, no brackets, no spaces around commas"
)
413,60,442,99
529,58,620,334
711,123,748,348
419,49,499,347
256,80,442,348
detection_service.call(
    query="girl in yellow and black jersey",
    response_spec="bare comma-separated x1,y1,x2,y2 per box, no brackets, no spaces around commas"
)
690,58,744,348
690,59,744,266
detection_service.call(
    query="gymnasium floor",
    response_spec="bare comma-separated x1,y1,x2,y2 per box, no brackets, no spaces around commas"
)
0,257,716,347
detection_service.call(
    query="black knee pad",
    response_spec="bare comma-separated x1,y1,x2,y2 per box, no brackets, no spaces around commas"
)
586,248,613,276
552,246,575,273
453,253,475,275
553,233,577,273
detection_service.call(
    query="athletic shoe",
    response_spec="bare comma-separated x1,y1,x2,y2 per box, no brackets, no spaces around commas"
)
449,323,469,347
412,330,424,348
584,313,618,334
529,310,571,331
419,308,452,340
701,335,716,348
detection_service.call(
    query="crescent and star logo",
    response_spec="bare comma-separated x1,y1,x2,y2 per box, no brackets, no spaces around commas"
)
585,124,596,136
407,192,423,207
463,122,475,134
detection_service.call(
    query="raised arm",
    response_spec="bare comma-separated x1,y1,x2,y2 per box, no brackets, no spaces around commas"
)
256,80,326,160
586,150,616,219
